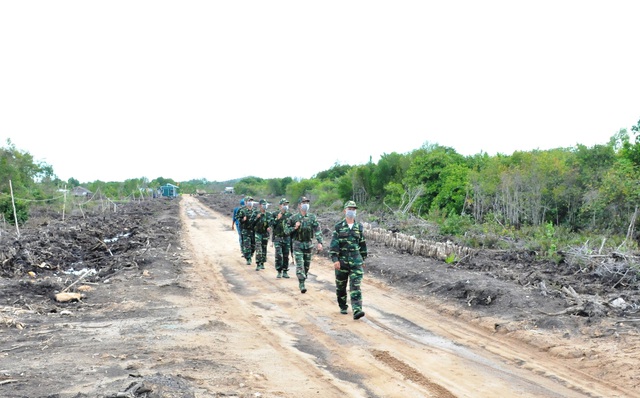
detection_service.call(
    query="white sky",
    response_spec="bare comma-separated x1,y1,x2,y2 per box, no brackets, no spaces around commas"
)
1,1,639,184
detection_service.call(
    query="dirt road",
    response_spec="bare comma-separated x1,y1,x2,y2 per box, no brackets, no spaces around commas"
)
3,195,637,397
175,195,636,397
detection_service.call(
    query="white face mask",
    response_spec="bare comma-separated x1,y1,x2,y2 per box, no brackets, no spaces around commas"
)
346,209,356,219
301,203,310,212
282,205,289,211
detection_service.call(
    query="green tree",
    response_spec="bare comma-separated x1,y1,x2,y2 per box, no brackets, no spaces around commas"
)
350,163,376,205
466,153,502,222
234,176,265,197
569,142,617,229
335,173,354,202
313,179,342,208
403,144,466,215
0,139,54,201
286,178,317,204
0,195,29,225
150,177,178,188
371,152,411,199
620,119,640,166
430,163,469,215
586,157,640,233
266,177,293,197
315,163,352,180
67,177,80,188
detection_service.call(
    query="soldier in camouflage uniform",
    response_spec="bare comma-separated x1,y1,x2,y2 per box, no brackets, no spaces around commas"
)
270,198,293,279
288,196,323,293
251,199,272,271
236,196,256,265
330,200,367,320
231,198,245,252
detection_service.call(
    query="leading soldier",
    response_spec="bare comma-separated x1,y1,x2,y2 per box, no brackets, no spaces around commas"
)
330,200,367,320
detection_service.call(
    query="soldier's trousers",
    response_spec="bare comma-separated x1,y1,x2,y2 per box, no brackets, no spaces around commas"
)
235,224,242,249
292,240,313,281
254,232,269,265
273,236,291,272
335,264,364,313
241,229,255,260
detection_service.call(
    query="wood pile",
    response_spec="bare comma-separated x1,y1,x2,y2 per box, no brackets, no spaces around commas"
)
363,223,475,261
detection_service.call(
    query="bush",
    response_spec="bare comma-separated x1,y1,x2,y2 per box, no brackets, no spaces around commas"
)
438,212,474,236
311,180,342,210
0,195,29,225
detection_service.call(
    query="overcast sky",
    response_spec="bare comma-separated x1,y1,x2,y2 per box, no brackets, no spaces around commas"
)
2,1,639,183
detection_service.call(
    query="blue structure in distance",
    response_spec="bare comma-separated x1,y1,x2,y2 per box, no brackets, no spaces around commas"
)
161,183,179,198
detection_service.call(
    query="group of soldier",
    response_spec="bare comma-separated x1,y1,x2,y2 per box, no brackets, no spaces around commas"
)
232,196,367,320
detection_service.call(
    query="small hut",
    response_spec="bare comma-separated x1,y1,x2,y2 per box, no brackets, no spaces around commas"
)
160,183,179,198
71,186,92,197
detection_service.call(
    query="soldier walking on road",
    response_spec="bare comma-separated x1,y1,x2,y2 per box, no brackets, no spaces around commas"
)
236,196,256,265
251,199,272,271
288,196,323,293
330,200,367,320
270,198,293,279
231,198,245,252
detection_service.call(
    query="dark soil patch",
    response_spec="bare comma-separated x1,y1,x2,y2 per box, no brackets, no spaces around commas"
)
1,198,189,397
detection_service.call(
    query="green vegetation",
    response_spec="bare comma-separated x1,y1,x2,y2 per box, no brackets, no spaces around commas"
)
3,118,640,259
0,195,28,225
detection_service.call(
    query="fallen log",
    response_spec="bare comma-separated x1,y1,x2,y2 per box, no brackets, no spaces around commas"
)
536,305,585,316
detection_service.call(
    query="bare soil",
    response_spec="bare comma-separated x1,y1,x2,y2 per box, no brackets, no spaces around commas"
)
1,194,639,397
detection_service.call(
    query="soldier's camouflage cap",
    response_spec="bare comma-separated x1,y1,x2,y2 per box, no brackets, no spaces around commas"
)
279,198,290,205
344,200,358,209
259,199,268,205
245,196,254,201
298,196,310,203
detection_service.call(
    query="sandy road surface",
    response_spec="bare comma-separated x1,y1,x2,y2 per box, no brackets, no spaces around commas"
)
176,195,637,398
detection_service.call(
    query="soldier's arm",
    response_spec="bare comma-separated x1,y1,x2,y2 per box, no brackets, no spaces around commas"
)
359,223,368,260
313,216,323,244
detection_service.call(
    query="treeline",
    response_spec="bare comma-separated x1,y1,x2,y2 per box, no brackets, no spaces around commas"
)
0,139,232,223
238,123,640,233
231,120,640,255
3,119,640,253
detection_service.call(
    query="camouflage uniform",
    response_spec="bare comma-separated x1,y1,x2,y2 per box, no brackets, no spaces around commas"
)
251,199,272,270
236,197,256,264
330,201,367,318
288,197,323,293
232,199,245,251
270,198,293,278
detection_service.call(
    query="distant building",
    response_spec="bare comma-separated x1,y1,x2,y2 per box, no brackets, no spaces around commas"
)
71,186,92,197
224,187,234,194
161,183,179,198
